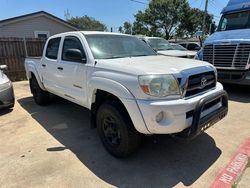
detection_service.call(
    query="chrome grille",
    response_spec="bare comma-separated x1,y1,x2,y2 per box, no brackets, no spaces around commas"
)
203,43,250,69
185,71,216,97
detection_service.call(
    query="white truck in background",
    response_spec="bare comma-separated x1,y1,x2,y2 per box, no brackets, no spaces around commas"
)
25,31,228,157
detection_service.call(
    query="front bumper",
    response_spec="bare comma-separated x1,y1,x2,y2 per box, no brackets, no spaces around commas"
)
217,69,250,86
136,83,228,135
0,84,15,109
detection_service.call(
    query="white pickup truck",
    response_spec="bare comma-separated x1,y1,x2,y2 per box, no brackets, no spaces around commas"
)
25,31,228,157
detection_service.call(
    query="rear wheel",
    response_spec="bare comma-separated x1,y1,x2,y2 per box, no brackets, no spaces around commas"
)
30,77,50,105
96,101,142,157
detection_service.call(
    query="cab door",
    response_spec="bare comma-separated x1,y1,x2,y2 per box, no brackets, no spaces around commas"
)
56,35,88,106
41,37,63,95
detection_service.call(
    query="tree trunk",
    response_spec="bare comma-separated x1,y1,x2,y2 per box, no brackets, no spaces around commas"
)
165,30,170,40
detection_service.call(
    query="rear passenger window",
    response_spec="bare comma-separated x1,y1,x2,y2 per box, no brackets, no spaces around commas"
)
45,37,61,60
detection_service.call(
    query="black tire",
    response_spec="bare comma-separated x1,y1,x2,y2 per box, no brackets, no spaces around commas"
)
30,77,50,105
96,101,142,157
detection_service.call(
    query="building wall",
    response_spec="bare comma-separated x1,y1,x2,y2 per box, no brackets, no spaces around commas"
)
0,15,76,38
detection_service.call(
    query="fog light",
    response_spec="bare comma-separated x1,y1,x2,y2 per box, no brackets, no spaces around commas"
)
156,112,164,123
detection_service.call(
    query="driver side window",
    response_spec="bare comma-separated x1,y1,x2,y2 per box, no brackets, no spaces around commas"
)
62,36,86,62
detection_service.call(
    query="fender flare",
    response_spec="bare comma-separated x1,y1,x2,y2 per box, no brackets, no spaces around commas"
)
26,64,46,91
88,77,150,134
88,77,135,107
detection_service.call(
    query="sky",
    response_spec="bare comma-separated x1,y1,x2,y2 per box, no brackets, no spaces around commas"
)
0,0,229,32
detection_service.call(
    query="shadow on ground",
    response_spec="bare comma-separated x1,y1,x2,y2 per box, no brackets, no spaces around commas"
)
223,84,250,103
0,108,13,116
18,97,221,187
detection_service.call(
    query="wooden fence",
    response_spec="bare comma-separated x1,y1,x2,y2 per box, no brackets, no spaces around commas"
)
0,37,46,81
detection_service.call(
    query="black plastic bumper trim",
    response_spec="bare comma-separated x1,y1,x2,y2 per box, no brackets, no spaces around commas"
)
176,90,228,140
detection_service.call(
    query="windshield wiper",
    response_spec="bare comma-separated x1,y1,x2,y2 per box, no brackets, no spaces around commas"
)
130,54,149,57
158,48,174,51
102,55,126,59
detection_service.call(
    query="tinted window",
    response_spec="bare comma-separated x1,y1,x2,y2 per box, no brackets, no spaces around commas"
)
62,36,86,61
85,35,156,59
179,43,187,48
218,11,250,31
45,38,61,60
187,43,199,50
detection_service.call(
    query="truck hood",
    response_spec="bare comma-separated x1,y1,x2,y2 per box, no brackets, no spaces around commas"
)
96,55,213,75
157,50,188,57
205,29,250,45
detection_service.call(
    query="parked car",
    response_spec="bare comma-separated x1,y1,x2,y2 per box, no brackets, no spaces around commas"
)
25,31,228,157
170,43,197,58
137,36,193,58
179,42,201,51
0,65,15,109
196,0,250,85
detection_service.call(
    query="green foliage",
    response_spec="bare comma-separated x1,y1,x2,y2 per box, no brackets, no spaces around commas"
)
177,8,214,37
67,15,107,31
118,26,124,33
123,21,132,34
128,0,214,39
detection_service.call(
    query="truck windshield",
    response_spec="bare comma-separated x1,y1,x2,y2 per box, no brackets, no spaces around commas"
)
147,38,174,51
218,10,250,31
85,34,157,59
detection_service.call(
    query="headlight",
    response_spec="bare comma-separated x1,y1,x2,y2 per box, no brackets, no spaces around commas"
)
138,74,180,97
0,81,11,91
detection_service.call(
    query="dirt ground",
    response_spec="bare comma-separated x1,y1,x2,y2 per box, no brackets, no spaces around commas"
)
0,81,249,188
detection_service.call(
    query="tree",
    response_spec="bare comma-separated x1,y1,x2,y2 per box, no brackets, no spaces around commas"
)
177,8,214,38
118,26,124,33
123,21,132,34
132,10,161,36
132,0,214,39
132,0,190,39
67,15,107,31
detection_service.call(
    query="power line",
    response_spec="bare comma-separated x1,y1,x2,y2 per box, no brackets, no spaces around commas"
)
208,0,222,12
189,0,199,6
130,0,148,5
198,0,204,9
210,0,225,9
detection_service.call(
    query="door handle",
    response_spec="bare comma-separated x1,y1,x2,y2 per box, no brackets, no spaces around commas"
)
42,64,46,67
57,67,63,70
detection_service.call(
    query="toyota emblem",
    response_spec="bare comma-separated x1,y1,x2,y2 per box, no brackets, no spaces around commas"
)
201,77,207,88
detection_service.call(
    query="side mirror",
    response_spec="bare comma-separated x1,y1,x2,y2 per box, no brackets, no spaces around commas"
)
0,65,7,70
209,22,216,35
64,49,86,63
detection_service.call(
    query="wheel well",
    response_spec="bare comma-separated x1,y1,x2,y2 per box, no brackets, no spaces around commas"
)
90,90,128,128
30,72,35,79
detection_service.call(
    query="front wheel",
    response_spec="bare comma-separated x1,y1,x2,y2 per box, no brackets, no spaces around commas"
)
30,77,50,105
96,101,142,157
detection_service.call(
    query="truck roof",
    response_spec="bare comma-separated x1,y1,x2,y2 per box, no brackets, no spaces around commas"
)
137,36,165,40
50,31,131,39
222,0,250,14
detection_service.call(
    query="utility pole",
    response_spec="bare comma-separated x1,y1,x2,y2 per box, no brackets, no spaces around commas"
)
202,0,209,41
